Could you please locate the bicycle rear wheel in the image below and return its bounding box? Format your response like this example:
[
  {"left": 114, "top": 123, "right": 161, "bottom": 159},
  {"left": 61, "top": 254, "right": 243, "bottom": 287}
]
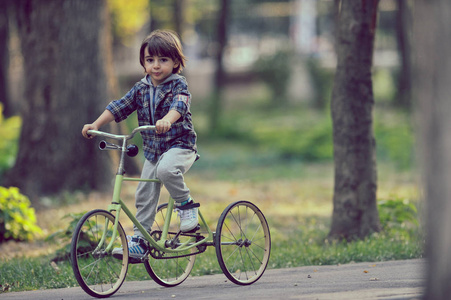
[
  {"left": 71, "top": 209, "right": 128, "bottom": 298},
  {"left": 215, "top": 201, "right": 271, "bottom": 285},
  {"left": 143, "top": 203, "right": 196, "bottom": 287}
]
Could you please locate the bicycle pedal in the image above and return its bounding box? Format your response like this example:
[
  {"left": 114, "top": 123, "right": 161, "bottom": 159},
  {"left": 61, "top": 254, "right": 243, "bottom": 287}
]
[
  {"left": 128, "top": 257, "right": 142, "bottom": 264},
  {"left": 128, "top": 256, "right": 148, "bottom": 264}
]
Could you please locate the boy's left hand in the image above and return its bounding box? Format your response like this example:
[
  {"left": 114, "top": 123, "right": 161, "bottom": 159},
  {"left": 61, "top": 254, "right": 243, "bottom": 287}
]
[{"left": 156, "top": 119, "right": 171, "bottom": 134}]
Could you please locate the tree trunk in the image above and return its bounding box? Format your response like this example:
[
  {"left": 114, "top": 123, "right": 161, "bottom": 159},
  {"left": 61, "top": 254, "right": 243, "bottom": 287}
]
[
  {"left": 394, "top": 0, "right": 412, "bottom": 110},
  {"left": 0, "top": 0, "right": 12, "bottom": 117},
  {"left": 414, "top": 1, "right": 451, "bottom": 299},
  {"left": 329, "top": 0, "right": 380, "bottom": 240},
  {"left": 209, "top": 0, "right": 229, "bottom": 135},
  {"left": 4, "top": 0, "right": 114, "bottom": 201},
  {"left": 173, "top": 0, "right": 184, "bottom": 36}
]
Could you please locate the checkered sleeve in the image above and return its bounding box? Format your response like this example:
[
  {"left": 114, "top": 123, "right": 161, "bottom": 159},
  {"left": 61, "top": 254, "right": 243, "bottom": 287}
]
[
  {"left": 170, "top": 79, "right": 191, "bottom": 116},
  {"left": 106, "top": 85, "right": 139, "bottom": 122}
]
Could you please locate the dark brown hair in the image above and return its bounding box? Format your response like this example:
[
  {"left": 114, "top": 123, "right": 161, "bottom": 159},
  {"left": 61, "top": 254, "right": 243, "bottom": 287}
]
[{"left": 139, "top": 30, "right": 186, "bottom": 74}]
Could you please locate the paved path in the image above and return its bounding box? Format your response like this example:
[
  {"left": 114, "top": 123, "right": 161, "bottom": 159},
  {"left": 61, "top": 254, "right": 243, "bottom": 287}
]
[{"left": 1, "top": 259, "right": 425, "bottom": 300}]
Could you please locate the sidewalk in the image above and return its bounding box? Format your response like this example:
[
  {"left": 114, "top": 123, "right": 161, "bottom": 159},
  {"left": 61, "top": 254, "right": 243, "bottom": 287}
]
[{"left": 1, "top": 259, "right": 425, "bottom": 300}]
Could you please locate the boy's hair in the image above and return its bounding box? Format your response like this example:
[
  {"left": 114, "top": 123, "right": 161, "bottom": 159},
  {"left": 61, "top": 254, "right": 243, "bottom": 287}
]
[{"left": 139, "top": 30, "right": 186, "bottom": 74}]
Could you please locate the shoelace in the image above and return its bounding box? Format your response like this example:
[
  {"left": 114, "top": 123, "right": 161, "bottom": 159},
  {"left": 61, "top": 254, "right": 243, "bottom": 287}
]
[{"left": 175, "top": 207, "right": 196, "bottom": 220}]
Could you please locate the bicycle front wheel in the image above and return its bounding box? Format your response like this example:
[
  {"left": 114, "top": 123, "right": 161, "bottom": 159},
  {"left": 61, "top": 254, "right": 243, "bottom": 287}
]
[
  {"left": 143, "top": 203, "right": 196, "bottom": 287},
  {"left": 71, "top": 209, "right": 129, "bottom": 298},
  {"left": 215, "top": 201, "right": 271, "bottom": 285}
]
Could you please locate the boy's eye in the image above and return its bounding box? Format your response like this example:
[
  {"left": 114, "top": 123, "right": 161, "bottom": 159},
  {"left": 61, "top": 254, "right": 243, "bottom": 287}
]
[{"left": 160, "top": 58, "right": 168, "bottom": 62}]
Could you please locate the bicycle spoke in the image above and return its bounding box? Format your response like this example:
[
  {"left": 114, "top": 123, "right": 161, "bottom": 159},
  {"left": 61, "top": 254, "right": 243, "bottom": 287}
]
[
  {"left": 222, "top": 221, "right": 238, "bottom": 243},
  {"left": 244, "top": 246, "right": 260, "bottom": 272},
  {"left": 229, "top": 210, "right": 247, "bottom": 240},
  {"left": 104, "top": 258, "right": 121, "bottom": 280}
]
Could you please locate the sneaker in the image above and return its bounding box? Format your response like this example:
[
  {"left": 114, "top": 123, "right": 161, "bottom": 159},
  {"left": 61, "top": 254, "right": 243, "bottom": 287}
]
[
  {"left": 175, "top": 200, "right": 199, "bottom": 232},
  {"left": 112, "top": 235, "right": 148, "bottom": 260}
]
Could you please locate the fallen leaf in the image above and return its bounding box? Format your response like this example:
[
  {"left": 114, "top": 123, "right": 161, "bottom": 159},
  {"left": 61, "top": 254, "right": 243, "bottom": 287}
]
[
  {"left": 1, "top": 283, "right": 11, "bottom": 292},
  {"left": 228, "top": 188, "right": 238, "bottom": 196},
  {"left": 50, "top": 261, "right": 61, "bottom": 274},
  {"left": 363, "top": 270, "right": 369, "bottom": 273}
]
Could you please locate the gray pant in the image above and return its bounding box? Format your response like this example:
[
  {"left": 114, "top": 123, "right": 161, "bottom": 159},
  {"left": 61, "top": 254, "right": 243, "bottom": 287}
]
[{"left": 133, "top": 148, "right": 197, "bottom": 237}]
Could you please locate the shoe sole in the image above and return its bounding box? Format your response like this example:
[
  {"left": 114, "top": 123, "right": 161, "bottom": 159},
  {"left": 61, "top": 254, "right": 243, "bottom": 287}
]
[
  {"left": 181, "top": 224, "right": 200, "bottom": 233},
  {"left": 112, "top": 252, "right": 146, "bottom": 264}
]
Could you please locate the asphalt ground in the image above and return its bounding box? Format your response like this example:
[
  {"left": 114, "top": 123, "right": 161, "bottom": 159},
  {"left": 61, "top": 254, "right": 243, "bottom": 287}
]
[{"left": 1, "top": 259, "right": 425, "bottom": 300}]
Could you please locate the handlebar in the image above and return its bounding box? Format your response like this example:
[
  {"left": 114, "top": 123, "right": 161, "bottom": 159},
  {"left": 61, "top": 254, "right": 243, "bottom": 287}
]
[
  {"left": 87, "top": 126, "right": 156, "bottom": 172},
  {"left": 87, "top": 125, "right": 156, "bottom": 141}
]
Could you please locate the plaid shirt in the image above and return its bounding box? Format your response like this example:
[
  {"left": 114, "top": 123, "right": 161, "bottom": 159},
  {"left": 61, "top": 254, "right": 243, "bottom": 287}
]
[{"left": 106, "top": 74, "right": 197, "bottom": 162}]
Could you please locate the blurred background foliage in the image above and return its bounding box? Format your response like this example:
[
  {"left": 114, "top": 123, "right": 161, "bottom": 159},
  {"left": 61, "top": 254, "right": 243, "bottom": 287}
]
[
  {"left": 0, "top": 186, "right": 42, "bottom": 242},
  {"left": 108, "top": 0, "right": 150, "bottom": 44},
  {"left": 0, "top": 104, "right": 21, "bottom": 179},
  {"left": 0, "top": 0, "right": 414, "bottom": 198}
]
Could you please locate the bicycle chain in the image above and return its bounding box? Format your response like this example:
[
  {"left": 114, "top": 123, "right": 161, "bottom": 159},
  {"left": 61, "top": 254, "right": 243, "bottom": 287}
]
[{"left": 148, "top": 230, "right": 207, "bottom": 260}]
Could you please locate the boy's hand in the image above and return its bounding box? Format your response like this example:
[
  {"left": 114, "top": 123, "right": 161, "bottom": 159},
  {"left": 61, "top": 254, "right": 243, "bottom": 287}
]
[
  {"left": 156, "top": 119, "right": 171, "bottom": 134},
  {"left": 82, "top": 124, "right": 98, "bottom": 139}
]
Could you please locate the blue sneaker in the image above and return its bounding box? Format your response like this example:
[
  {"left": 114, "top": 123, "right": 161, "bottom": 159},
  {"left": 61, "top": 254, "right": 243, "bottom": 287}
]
[{"left": 112, "top": 235, "right": 148, "bottom": 261}]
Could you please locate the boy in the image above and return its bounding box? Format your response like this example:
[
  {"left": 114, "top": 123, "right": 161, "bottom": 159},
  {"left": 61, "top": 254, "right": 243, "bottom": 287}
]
[{"left": 82, "top": 30, "right": 198, "bottom": 260}]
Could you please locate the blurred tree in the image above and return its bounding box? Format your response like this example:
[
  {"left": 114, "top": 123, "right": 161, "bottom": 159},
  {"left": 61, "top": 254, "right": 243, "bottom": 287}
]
[
  {"left": 329, "top": 0, "right": 381, "bottom": 240},
  {"left": 0, "top": 0, "right": 13, "bottom": 117},
  {"left": 173, "top": 0, "right": 184, "bottom": 35},
  {"left": 149, "top": 0, "right": 173, "bottom": 31},
  {"left": 4, "top": 0, "right": 114, "bottom": 202},
  {"left": 414, "top": 1, "right": 451, "bottom": 299},
  {"left": 254, "top": 49, "right": 292, "bottom": 106},
  {"left": 210, "top": 0, "right": 229, "bottom": 134},
  {"left": 394, "top": 0, "right": 412, "bottom": 110}
]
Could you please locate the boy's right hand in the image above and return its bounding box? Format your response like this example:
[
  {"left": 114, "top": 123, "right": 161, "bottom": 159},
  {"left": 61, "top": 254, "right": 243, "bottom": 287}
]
[{"left": 82, "top": 124, "right": 98, "bottom": 139}]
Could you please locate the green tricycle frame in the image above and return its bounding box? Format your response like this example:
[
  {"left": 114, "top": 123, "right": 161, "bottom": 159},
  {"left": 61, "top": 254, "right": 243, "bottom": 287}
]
[{"left": 70, "top": 125, "right": 271, "bottom": 298}]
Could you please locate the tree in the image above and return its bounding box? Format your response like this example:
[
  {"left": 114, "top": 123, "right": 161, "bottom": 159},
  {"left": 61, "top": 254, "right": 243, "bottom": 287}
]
[
  {"left": 329, "top": 0, "right": 381, "bottom": 240},
  {"left": 0, "top": 0, "right": 13, "bottom": 117},
  {"left": 394, "top": 0, "right": 412, "bottom": 110},
  {"left": 414, "top": 1, "right": 451, "bottom": 299},
  {"left": 209, "top": 0, "right": 229, "bottom": 134},
  {"left": 4, "top": 0, "right": 114, "bottom": 201},
  {"left": 173, "top": 0, "right": 184, "bottom": 35}
]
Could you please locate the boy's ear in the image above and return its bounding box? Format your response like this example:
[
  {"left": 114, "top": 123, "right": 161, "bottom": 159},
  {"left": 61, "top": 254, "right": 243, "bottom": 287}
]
[{"left": 172, "top": 59, "right": 180, "bottom": 73}]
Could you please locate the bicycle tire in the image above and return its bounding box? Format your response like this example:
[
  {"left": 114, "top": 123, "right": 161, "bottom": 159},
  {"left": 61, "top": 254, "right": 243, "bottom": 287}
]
[
  {"left": 71, "top": 209, "right": 129, "bottom": 298},
  {"left": 215, "top": 201, "right": 271, "bottom": 285},
  {"left": 143, "top": 203, "right": 196, "bottom": 287}
]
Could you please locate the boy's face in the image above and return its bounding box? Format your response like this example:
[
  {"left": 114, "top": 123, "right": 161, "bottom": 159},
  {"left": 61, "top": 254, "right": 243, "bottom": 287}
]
[{"left": 144, "top": 48, "right": 179, "bottom": 86}]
